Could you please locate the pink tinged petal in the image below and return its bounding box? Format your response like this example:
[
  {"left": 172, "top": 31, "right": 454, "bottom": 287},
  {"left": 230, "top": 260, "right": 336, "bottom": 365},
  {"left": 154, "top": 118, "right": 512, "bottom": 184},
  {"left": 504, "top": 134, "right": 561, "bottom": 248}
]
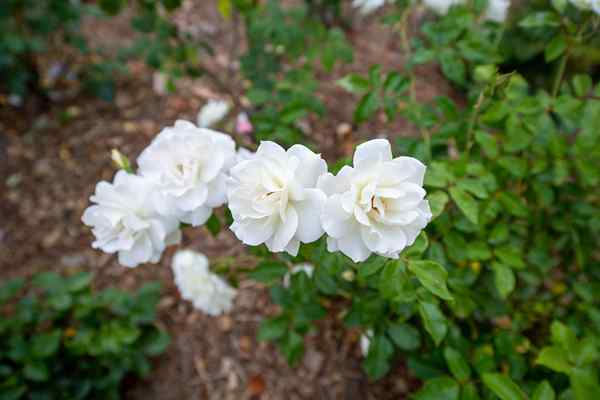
[
  {"left": 322, "top": 195, "right": 355, "bottom": 238},
  {"left": 231, "top": 215, "right": 277, "bottom": 246},
  {"left": 268, "top": 206, "right": 299, "bottom": 252},
  {"left": 353, "top": 139, "right": 392, "bottom": 169},
  {"left": 391, "top": 156, "right": 427, "bottom": 186},
  {"left": 294, "top": 188, "right": 326, "bottom": 243},
  {"left": 337, "top": 231, "right": 371, "bottom": 263},
  {"left": 287, "top": 144, "right": 328, "bottom": 188}
]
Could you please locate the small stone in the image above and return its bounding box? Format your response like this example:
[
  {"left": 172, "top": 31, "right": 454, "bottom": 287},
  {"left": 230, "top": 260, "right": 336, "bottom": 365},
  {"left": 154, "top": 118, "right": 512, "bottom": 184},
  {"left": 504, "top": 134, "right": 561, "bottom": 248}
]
[
  {"left": 60, "top": 253, "right": 87, "bottom": 268},
  {"left": 238, "top": 335, "right": 253, "bottom": 355},
  {"left": 336, "top": 122, "right": 352, "bottom": 137},
  {"left": 218, "top": 315, "right": 234, "bottom": 332}
]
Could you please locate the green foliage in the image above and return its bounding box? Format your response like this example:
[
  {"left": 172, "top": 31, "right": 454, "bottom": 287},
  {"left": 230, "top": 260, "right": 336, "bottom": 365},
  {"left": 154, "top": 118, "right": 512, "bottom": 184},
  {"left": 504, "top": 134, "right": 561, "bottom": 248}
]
[
  {"left": 0, "top": 272, "right": 169, "bottom": 399},
  {"left": 239, "top": 0, "right": 353, "bottom": 145}
]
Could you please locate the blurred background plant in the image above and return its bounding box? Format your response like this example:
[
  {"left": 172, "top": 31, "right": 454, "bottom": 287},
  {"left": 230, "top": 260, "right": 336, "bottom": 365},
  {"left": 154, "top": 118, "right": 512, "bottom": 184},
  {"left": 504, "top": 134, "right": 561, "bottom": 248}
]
[{"left": 0, "top": 272, "right": 169, "bottom": 399}]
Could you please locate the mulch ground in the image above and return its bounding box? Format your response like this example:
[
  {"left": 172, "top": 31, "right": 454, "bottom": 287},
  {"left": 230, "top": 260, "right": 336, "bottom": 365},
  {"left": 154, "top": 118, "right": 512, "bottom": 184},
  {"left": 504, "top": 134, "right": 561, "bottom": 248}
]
[{"left": 0, "top": 2, "right": 459, "bottom": 399}]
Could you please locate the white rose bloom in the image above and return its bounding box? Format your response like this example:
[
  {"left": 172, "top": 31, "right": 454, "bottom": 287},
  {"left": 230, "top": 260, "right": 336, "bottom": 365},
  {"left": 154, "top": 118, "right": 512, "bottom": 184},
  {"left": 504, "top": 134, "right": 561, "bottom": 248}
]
[
  {"left": 423, "top": 0, "right": 465, "bottom": 14},
  {"left": 485, "top": 0, "right": 510, "bottom": 22},
  {"left": 82, "top": 170, "right": 181, "bottom": 268},
  {"left": 360, "top": 329, "right": 373, "bottom": 356},
  {"left": 318, "top": 139, "right": 432, "bottom": 263},
  {"left": 172, "top": 249, "right": 236, "bottom": 316},
  {"left": 236, "top": 147, "right": 255, "bottom": 163},
  {"left": 197, "top": 99, "right": 230, "bottom": 128},
  {"left": 137, "top": 120, "right": 236, "bottom": 226},
  {"left": 227, "top": 141, "right": 327, "bottom": 256},
  {"left": 283, "top": 263, "right": 314, "bottom": 288},
  {"left": 352, "top": 0, "right": 386, "bottom": 14}
]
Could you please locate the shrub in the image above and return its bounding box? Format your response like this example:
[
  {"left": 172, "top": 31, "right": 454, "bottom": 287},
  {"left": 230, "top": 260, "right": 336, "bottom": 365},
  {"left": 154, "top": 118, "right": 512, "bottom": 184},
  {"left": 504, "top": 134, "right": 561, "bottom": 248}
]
[{"left": 0, "top": 272, "right": 170, "bottom": 399}]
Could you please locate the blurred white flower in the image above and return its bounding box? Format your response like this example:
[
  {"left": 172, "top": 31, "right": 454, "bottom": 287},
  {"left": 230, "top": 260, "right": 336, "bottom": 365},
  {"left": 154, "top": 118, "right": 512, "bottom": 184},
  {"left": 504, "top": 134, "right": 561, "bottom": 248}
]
[
  {"left": 360, "top": 329, "right": 373, "bottom": 356},
  {"left": 423, "top": 0, "right": 465, "bottom": 14},
  {"left": 318, "top": 139, "right": 432, "bottom": 263},
  {"left": 353, "top": 0, "right": 386, "bottom": 14},
  {"left": 137, "top": 120, "right": 236, "bottom": 226},
  {"left": 82, "top": 170, "right": 181, "bottom": 268},
  {"left": 172, "top": 249, "right": 237, "bottom": 316},
  {"left": 236, "top": 112, "right": 253, "bottom": 135},
  {"left": 283, "top": 263, "right": 314, "bottom": 288},
  {"left": 485, "top": 0, "right": 510, "bottom": 22},
  {"left": 197, "top": 99, "right": 230, "bottom": 128},
  {"left": 236, "top": 147, "right": 255, "bottom": 163},
  {"left": 227, "top": 141, "right": 327, "bottom": 256},
  {"left": 572, "top": 0, "right": 600, "bottom": 13}
]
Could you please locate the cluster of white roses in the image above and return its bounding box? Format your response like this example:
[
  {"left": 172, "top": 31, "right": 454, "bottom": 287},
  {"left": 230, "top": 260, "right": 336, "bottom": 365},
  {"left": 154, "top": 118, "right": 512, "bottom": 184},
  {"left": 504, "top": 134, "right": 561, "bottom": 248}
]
[
  {"left": 352, "top": 0, "right": 511, "bottom": 22},
  {"left": 83, "top": 121, "right": 431, "bottom": 266}
]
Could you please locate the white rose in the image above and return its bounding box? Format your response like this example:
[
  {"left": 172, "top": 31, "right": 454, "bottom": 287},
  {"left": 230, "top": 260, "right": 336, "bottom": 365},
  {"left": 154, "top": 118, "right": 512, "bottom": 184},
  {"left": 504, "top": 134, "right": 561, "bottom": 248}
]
[
  {"left": 318, "top": 139, "right": 432, "bottom": 263},
  {"left": 352, "top": 0, "right": 386, "bottom": 15},
  {"left": 360, "top": 329, "right": 373, "bottom": 356},
  {"left": 172, "top": 250, "right": 237, "bottom": 316},
  {"left": 485, "top": 0, "right": 510, "bottom": 22},
  {"left": 283, "top": 263, "right": 314, "bottom": 288},
  {"left": 82, "top": 170, "right": 181, "bottom": 268},
  {"left": 137, "top": 120, "right": 236, "bottom": 226},
  {"left": 423, "top": 0, "right": 465, "bottom": 15},
  {"left": 197, "top": 99, "right": 230, "bottom": 128},
  {"left": 236, "top": 147, "right": 255, "bottom": 163},
  {"left": 227, "top": 141, "right": 327, "bottom": 256}
]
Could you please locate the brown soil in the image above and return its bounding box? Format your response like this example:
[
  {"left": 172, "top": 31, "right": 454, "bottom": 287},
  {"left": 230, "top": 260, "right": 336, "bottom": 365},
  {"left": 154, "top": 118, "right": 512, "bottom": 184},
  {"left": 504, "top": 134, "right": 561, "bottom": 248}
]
[{"left": 0, "top": 2, "right": 458, "bottom": 399}]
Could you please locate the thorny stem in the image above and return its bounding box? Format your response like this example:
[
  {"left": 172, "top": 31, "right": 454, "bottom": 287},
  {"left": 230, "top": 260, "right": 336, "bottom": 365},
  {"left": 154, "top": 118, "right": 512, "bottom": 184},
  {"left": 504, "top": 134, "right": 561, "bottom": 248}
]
[
  {"left": 552, "top": 16, "right": 592, "bottom": 98},
  {"left": 399, "top": 8, "right": 432, "bottom": 162},
  {"left": 465, "top": 89, "right": 486, "bottom": 156}
]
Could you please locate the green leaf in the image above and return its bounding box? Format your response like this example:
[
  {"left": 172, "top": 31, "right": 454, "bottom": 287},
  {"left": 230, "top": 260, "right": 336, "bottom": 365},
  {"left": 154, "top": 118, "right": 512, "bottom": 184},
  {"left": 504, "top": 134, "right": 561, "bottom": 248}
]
[
  {"left": 362, "top": 335, "right": 394, "bottom": 380},
  {"left": 551, "top": 0, "right": 567, "bottom": 13},
  {"left": 536, "top": 346, "right": 572, "bottom": 374},
  {"left": 32, "top": 330, "right": 61, "bottom": 358},
  {"left": 205, "top": 214, "right": 222, "bottom": 237},
  {"left": 354, "top": 92, "right": 379, "bottom": 123},
  {"left": 570, "top": 367, "right": 600, "bottom": 400},
  {"left": 482, "top": 373, "right": 527, "bottom": 400},
  {"left": 449, "top": 187, "right": 479, "bottom": 225},
  {"left": 475, "top": 131, "right": 498, "bottom": 158},
  {"left": 258, "top": 316, "right": 288, "bottom": 341},
  {"left": 99, "top": 0, "right": 125, "bottom": 15},
  {"left": 532, "top": 381, "right": 556, "bottom": 400},
  {"left": 413, "top": 376, "right": 459, "bottom": 400},
  {"left": 461, "top": 383, "right": 480, "bottom": 400},
  {"left": 545, "top": 35, "right": 567, "bottom": 62},
  {"left": 358, "top": 256, "right": 387, "bottom": 279},
  {"left": 418, "top": 301, "right": 447, "bottom": 346},
  {"left": 519, "top": 12, "right": 561, "bottom": 29},
  {"left": 337, "top": 74, "right": 370, "bottom": 94},
  {"left": 428, "top": 191, "right": 449, "bottom": 218},
  {"left": 378, "top": 261, "right": 415, "bottom": 301},
  {"left": 142, "top": 329, "right": 171, "bottom": 356},
  {"left": 497, "top": 156, "right": 527, "bottom": 178},
  {"left": 495, "top": 246, "right": 525, "bottom": 269},
  {"left": 550, "top": 321, "right": 577, "bottom": 352},
  {"left": 403, "top": 232, "right": 429, "bottom": 258},
  {"left": 0, "top": 277, "right": 24, "bottom": 304},
  {"left": 572, "top": 74, "right": 592, "bottom": 97},
  {"left": 161, "top": 0, "right": 182, "bottom": 10},
  {"left": 281, "top": 331, "right": 304, "bottom": 366},
  {"left": 66, "top": 272, "right": 92, "bottom": 292},
  {"left": 248, "top": 261, "right": 288, "bottom": 284},
  {"left": 457, "top": 179, "right": 488, "bottom": 199},
  {"left": 24, "top": 362, "right": 49, "bottom": 382},
  {"left": 492, "top": 263, "right": 515, "bottom": 299},
  {"left": 444, "top": 347, "right": 471, "bottom": 382},
  {"left": 440, "top": 50, "right": 466, "bottom": 86},
  {"left": 387, "top": 323, "right": 421, "bottom": 351},
  {"left": 497, "top": 192, "right": 528, "bottom": 218},
  {"left": 408, "top": 260, "right": 453, "bottom": 301}
]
